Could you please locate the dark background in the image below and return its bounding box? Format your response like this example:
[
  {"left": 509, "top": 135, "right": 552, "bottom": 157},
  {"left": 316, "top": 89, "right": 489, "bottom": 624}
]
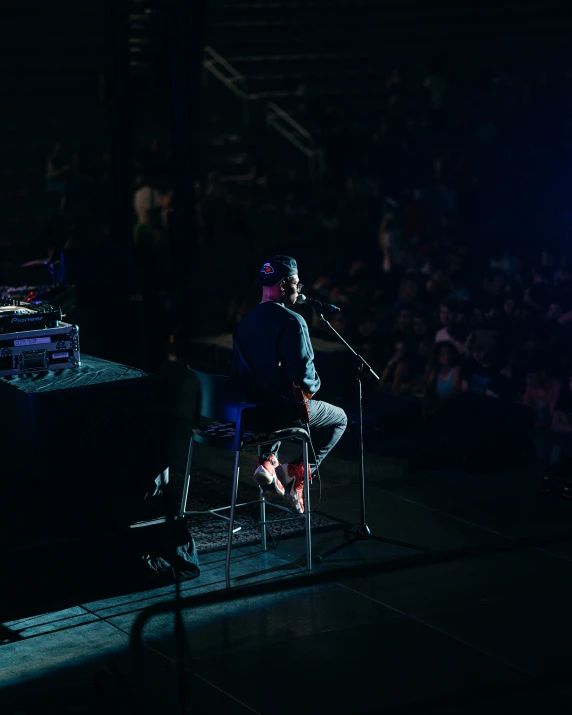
[{"left": 1, "top": 0, "right": 571, "bottom": 370}]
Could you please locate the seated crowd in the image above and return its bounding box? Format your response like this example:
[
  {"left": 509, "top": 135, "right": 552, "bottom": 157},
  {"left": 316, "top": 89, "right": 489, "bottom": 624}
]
[
  {"left": 42, "top": 61, "right": 572, "bottom": 481},
  {"left": 303, "top": 241, "right": 572, "bottom": 476},
  {"left": 217, "top": 62, "right": 572, "bottom": 481}
]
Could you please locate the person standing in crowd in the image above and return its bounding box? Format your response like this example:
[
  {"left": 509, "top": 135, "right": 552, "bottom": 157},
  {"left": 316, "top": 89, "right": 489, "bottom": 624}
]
[
  {"left": 523, "top": 360, "right": 560, "bottom": 430},
  {"left": 423, "top": 341, "right": 461, "bottom": 410},
  {"left": 45, "top": 142, "right": 70, "bottom": 212}
]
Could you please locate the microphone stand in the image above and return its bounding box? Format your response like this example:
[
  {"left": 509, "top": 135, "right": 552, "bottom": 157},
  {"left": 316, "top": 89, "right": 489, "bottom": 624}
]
[{"left": 313, "top": 309, "right": 429, "bottom": 562}]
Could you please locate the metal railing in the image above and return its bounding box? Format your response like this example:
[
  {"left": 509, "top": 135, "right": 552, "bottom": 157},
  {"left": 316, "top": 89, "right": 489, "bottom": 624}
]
[
  {"left": 202, "top": 45, "right": 319, "bottom": 179},
  {"left": 265, "top": 100, "right": 318, "bottom": 179},
  {"left": 202, "top": 45, "right": 250, "bottom": 99},
  {"left": 202, "top": 45, "right": 251, "bottom": 128}
]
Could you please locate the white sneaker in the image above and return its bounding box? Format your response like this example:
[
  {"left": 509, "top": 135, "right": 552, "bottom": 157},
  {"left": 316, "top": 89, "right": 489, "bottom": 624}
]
[
  {"left": 254, "top": 454, "right": 286, "bottom": 499},
  {"left": 277, "top": 463, "right": 305, "bottom": 514}
]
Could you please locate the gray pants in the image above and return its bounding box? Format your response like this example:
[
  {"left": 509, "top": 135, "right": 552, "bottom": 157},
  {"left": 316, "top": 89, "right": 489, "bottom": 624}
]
[{"left": 256, "top": 399, "right": 348, "bottom": 474}]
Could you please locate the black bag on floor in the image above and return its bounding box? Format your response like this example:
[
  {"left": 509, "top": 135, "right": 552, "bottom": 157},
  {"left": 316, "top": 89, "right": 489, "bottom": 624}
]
[
  {"left": 131, "top": 517, "right": 200, "bottom": 581},
  {"left": 128, "top": 475, "right": 200, "bottom": 582}
]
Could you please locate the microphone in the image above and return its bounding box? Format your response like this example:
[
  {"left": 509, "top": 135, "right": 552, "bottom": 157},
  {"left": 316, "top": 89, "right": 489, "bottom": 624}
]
[{"left": 297, "top": 293, "right": 341, "bottom": 313}]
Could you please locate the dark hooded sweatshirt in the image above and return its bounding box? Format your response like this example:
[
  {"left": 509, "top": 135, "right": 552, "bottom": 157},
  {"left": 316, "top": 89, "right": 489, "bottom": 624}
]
[{"left": 232, "top": 301, "right": 321, "bottom": 406}]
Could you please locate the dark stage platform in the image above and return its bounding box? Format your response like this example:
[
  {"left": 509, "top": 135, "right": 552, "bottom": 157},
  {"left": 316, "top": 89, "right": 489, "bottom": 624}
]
[
  {"left": 0, "top": 354, "right": 168, "bottom": 546},
  {"left": 1, "top": 366, "right": 572, "bottom": 714}
]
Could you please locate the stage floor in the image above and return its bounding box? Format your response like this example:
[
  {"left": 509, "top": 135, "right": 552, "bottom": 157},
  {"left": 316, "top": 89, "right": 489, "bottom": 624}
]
[{"left": 2, "top": 367, "right": 572, "bottom": 713}]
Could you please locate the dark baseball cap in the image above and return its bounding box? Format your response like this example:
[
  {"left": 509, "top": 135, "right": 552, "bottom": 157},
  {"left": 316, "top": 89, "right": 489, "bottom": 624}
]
[{"left": 254, "top": 255, "right": 298, "bottom": 286}]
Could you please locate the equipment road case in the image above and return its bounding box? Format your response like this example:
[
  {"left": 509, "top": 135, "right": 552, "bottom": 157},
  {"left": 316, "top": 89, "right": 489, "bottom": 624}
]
[{"left": 0, "top": 322, "right": 80, "bottom": 376}]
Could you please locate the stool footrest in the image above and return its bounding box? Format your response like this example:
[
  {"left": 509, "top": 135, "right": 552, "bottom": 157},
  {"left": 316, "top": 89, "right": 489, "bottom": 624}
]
[
  {"left": 181, "top": 508, "right": 245, "bottom": 527},
  {"left": 181, "top": 500, "right": 259, "bottom": 517}
]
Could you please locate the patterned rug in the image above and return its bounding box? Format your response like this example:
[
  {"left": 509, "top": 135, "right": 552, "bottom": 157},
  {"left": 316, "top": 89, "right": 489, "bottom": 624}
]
[{"left": 171, "top": 469, "right": 345, "bottom": 554}]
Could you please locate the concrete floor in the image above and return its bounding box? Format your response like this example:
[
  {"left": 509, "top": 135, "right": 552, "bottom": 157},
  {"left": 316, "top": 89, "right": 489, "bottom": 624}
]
[{"left": 2, "top": 369, "right": 572, "bottom": 714}]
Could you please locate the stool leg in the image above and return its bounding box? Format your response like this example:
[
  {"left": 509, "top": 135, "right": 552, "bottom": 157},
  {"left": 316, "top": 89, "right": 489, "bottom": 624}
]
[
  {"left": 225, "top": 450, "right": 241, "bottom": 588},
  {"left": 179, "top": 439, "right": 194, "bottom": 517},
  {"left": 256, "top": 445, "right": 267, "bottom": 550},
  {"left": 303, "top": 437, "right": 312, "bottom": 571},
  {"left": 260, "top": 488, "right": 267, "bottom": 552}
]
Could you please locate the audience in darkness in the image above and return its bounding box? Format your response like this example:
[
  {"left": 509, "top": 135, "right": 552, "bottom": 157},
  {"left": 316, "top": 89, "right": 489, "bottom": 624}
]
[{"left": 40, "top": 62, "right": 572, "bottom": 477}]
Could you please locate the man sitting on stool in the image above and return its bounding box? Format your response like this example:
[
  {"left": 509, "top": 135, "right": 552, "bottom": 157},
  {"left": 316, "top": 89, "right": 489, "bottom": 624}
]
[{"left": 232, "top": 255, "right": 347, "bottom": 513}]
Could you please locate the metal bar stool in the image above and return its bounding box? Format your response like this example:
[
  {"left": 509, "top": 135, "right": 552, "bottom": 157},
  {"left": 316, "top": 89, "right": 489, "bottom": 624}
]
[{"left": 180, "top": 368, "right": 312, "bottom": 588}]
